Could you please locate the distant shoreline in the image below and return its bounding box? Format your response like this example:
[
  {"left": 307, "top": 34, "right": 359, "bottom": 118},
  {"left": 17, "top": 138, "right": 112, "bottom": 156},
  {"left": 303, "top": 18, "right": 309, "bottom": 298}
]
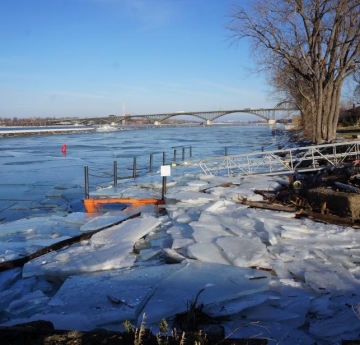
[
  {"left": 0, "top": 122, "right": 272, "bottom": 138},
  {"left": 0, "top": 127, "right": 95, "bottom": 138}
]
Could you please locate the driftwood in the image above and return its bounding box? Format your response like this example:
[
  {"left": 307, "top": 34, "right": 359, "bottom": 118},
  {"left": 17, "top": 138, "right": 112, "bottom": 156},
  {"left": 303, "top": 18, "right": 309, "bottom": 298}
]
[
  {"left": 295, "top": 209, "right": 360, "bottom": 228},
  {"left": 318, "top": 174, "right": 349, "bottom": 182},
  {"left": 199, "top": 182, "right": 235, "bottom": 193},
  {"left": 235, "top": 198, "right": 360, "bottom": 228},
  {"left": 334, "top": 182, "right": 360, "bottom": 194},
  {"left": 253, "top": 189, "right": 278, "bottom": 200},
  {"left": 234, "top": 198, "right": 298, "bottom": 213},
  {"left": 0, "top": 212, "right": 141, "bottom": 273}
]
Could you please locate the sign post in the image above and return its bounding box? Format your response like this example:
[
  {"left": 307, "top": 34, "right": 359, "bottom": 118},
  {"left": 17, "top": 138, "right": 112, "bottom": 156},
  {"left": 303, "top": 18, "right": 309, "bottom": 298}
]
[{"left": 160, "top": 165, "right": 171, "bottom": 200}]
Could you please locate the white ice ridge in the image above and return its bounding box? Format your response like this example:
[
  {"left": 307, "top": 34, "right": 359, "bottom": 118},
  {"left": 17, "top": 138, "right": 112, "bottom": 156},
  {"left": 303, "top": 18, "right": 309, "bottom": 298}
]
[{"left": 1, "top": 173, "right": 360, "bottom": 344}]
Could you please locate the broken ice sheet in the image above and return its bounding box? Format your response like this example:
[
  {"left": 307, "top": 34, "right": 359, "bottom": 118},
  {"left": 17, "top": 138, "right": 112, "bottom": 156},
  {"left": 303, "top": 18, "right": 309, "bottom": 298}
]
[
  {"left": 80, "top": 211, "right": 136, "bottom": 232},
  {"left": 90, "top": 216, "right": 161, "bottom": 245},
  {"left": 187, "top": 242, "right": 231, "bottom": 264},
  {"left": 0, "top": 268, "right": 22, "bottom": 291},
  {"left": 203, "top": 292, "right": 270, "bottom": 317},
  {"left": 165, "top": 190, "right": 219, "bottom": 204},
  {"left": 43, "top": 264, "right": 183, "bottom": 330},
  {"left": 22, "top": 241, "right": 137, "bottom": 278},
  {"left": 4, "top": 290, "right": 50, "bottom": 318},
  {"left": 140, "top": 262, "right": 271, "bottom": 325},
  {"left": 216, "top": 236, "right": 272, "bottom": 268},
  {"left": 23, "top": 216, "right": 162, "bottom": 278},
  {"left": 309, "top": 311, "right": 360, "bottom": 339}
]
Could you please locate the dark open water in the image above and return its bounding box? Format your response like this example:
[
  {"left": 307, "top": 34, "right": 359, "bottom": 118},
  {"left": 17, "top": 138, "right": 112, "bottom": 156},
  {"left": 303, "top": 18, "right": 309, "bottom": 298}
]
[{"left": 0, "top": 125, "right": 281, "bottom": 222}]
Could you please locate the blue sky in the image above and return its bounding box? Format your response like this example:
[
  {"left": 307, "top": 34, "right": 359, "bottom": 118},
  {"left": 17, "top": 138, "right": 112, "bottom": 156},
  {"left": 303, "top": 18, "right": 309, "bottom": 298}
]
[{"left": 0, "top": 0, "right": 271, "bottom": 120}]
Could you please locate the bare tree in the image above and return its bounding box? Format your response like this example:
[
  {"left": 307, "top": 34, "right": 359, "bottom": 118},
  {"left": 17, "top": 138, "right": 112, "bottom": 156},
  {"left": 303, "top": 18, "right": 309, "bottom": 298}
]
[
  {"left": 353, "top": 72, "right": 360, "bottom": 104},
  {"left": 228, "top": 0, "right": 360, "bottom": 144}
]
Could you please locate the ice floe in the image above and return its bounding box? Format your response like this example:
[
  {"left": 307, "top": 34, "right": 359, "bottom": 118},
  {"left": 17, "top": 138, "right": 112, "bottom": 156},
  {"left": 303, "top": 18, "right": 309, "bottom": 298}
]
[{"left": 0, "top": 172, "right": 360, "bottom": 344}]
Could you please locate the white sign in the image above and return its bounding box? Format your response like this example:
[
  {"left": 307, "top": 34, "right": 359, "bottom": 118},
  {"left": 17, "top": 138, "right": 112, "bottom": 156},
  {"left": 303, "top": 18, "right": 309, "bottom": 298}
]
[{"left": 161, "top": 165, "right": 171, "bottom": 177}]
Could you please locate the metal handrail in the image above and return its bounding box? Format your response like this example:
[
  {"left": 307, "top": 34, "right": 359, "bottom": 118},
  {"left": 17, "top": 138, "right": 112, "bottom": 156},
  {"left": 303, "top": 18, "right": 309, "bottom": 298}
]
[{"left": 199, "top": 141, "right": 360, "bottom": 177}]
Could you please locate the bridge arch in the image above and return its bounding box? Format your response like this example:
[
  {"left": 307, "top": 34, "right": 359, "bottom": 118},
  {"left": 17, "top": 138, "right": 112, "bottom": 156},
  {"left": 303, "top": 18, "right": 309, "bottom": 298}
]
[
  {"left": 47, "top": 106, "right": 298, "bottom": 126},
  {"left": 128, "top": 109, "right": 276, "bottom": 125}
]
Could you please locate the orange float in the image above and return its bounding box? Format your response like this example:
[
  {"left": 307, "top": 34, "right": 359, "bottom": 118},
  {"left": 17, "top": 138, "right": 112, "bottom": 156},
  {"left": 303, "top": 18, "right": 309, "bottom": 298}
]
[{"left": 83, "top": 198, "right": 165, "bottom": 213}]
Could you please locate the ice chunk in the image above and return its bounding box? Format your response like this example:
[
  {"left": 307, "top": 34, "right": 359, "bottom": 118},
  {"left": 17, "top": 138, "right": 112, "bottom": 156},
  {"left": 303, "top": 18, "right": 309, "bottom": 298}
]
[
  {"left": 80, "top": 211, "right": 137, "bottom": 232},
  {"left": 309, "top": 311, "right": 360, "bottom": 339},
  {"left": 278, "top": 296, "right": 311, "bottom": 328},
  {"left": 4, "top": 290, "right": 50, "bottom": 318},
  {"left": 23, "top": 242, "right": 137, "bottom": 277},
  {"left": 190, "top": 224, "right": 231, "bottom": 243},
  {"left": 80, "top": 216, "right": 121, "bottom": 233},
  {"left": 166, "top": 190, "right": 219, "bottom": 204},
  {"left": 174, "top": 208, "right": 200, "bottom": 223},
  {"left": 304, "top": 261, "right": 360, "bottom": 294},
  {"left": 91, "top": 216, "right": 161, "bottom": 245},
  {"left": 138, "top": 248, "right": 162, "bottom": 262},
  {"left": 166, "top": 224, "right": 193, "bottom": 239},
  {"left": 200, "top": 199, "right": 234, "bottom": 213},
  {"left": 0, "top": 268, "right": 22, "bottom": 291},
  {"left": 216, "top": 236, "right": 271, "bottom": 268},
  {"left": 140, "top": 262, "right": 271, "bottom": 325},
  {"left": 203, "top": 292, "right": 270, "bottom": 317},
  {"left": 197, "top": 213, "right": 252, "bottom": 237},
  {"left": 186, "top": 180, "right": 209, "bottom": 188},
  {"left": 162, "top": 248, "right": 186, "bottom": 263},
  {"left": 0, "top": 217, "right": 49, "bottom": 236},
  {"left": 0, "top": 288, "right": 23, "bottom": 311},
  {"left": 44, "top": 265, "right": 184, "bottom": 330},
  {"left": 171, "top": 238, "right": 194, "bottom": 250},
  {"left": 238, "top": 302, "right": 299, "bottom": 323},
  {"left": 187, "top": 242, "right": 230, "bottom": 264}
]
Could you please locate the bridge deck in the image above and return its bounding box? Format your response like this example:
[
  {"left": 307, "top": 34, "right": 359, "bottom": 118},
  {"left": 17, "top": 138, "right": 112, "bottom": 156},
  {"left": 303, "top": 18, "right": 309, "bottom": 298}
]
[
  {"left": 198, "top": 141, "right": 360, "bottom": 177},
  {"left": 48, "top": 106, "right": 297, "bottom": 125}
]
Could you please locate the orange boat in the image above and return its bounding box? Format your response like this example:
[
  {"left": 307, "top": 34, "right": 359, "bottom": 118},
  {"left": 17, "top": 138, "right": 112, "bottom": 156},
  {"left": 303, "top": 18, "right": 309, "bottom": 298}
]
[{"left": 84, "top": 197, "right": 165, "bottom": 213}]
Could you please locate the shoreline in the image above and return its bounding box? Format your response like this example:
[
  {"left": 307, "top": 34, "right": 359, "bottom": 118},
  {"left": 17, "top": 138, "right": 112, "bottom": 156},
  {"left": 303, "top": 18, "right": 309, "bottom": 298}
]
[
  {"left": 0, "top": 127, "right": 95, "bottom": 138},
  {"left": 0, "top": 123, "right": 278, "bottom": 138}
]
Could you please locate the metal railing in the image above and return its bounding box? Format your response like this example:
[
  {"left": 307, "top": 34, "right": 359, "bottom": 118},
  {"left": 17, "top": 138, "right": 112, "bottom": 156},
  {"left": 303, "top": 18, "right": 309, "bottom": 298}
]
[
  {"left": 199, "top": 141, "right": 360, "bottom": 177},
  {"left": 84, "top": 146, "right": 193, "bottom": 199}
]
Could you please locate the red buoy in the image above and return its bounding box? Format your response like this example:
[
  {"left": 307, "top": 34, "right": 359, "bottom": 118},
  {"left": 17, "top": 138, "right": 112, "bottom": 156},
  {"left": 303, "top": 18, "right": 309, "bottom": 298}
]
[{"left": 61, "top": 144, "right": 67, "bottom": 153}]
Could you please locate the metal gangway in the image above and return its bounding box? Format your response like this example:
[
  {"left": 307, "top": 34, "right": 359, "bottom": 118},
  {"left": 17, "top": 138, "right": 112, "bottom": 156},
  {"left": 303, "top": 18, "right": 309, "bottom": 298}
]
[{"left": 199, "top": 140, "right": 360, "bottom": 177}]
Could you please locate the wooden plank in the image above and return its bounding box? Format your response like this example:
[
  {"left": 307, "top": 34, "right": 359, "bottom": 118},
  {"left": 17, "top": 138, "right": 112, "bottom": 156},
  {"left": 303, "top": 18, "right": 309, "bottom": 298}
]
[
  {"left": 233, "top": 198, "right": 298, "bottom": 213},
  {"left": 295, "top": 209, "right": 360, "bottom": 228}
]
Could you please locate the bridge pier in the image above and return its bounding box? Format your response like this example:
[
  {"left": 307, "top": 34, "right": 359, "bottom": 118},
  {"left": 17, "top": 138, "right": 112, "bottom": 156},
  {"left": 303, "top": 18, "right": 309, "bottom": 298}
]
[
  {"left": 268, "top": 119, "right": 276, "bottom": 125},
  {"left": 206, "top": 120, "right": 212, "bottom": 126},
  {"left": 154, "top": 121, "right": 161, "bottom": 126}
]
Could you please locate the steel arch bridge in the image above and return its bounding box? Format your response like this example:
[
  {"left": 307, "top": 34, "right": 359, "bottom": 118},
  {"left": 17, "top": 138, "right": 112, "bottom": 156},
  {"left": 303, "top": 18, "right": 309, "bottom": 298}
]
[
  {"left": 134, "top": 108, "right": 277, "bottom": 124},
  {"left": 51, "top": 103, "right": 298, "bottom": 126}
]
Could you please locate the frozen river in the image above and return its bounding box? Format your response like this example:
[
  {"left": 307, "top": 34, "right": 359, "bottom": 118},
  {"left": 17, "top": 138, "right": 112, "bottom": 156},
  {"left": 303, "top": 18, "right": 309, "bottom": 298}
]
[
  {"left": 0, "top": 124, "right": 279, "bottom": 222},
  {"left": 2, "top": 124, "right": 360, "bottom": 344}
]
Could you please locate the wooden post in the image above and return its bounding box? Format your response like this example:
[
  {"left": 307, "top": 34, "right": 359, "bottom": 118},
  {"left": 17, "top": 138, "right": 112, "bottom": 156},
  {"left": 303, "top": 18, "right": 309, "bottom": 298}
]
[
  {"left": 133, "top": 157, "right": 137, "bottom": 178},
  {"left": 113, "top": 161, "right": 117, "bottom": 187},
  {"left": 162, "top": 176, "right": 166, "bottom": 199},
  {"left": 149, "top": 154, "right": 153, "bottom": 173},
  {"left": 84, "top": 166, "right": 89, "bottom": 199}
]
